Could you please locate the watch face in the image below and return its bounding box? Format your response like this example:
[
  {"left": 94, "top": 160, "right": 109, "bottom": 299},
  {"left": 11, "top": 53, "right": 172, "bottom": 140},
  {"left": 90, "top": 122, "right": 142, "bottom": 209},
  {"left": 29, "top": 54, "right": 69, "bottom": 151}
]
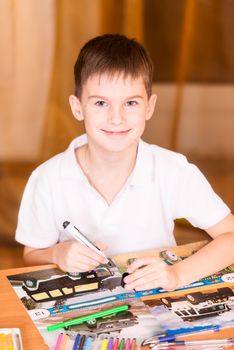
[
  {"left": 165, "top": 251, "right": 178, "bottom": 262},
  {"left": 159, "top": 250, "right": 181, "bottom": 265}
]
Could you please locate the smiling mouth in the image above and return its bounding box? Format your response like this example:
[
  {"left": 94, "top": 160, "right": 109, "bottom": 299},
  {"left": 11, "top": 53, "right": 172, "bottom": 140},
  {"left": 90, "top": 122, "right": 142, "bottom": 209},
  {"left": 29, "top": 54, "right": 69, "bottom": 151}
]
[{"left": 101, "top": 129, "right": 131, "bottom": 135}]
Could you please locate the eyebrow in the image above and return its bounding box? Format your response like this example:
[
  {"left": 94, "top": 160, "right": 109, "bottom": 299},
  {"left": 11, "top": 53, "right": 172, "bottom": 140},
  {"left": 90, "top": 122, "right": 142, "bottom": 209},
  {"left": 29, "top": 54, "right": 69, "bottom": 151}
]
[{"left": 88, "top": 95, "right": 143, "bottom": 100}]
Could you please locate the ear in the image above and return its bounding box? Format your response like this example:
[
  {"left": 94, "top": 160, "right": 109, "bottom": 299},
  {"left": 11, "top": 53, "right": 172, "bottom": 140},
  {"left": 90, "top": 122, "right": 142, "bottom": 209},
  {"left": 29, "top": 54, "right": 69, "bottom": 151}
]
[
  {"left": 69, "top": 95, "right": 84, "bottom": 121},
  {"left": 145, "top": 93, "right": 157, "bottom": 121}
]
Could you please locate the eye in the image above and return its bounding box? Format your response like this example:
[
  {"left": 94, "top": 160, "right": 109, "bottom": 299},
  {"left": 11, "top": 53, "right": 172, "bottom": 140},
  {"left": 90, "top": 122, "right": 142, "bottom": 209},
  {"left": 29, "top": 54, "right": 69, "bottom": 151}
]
[
  {"left": 126, "top": 100, "right": 138, "bottom": 107},
  {"left": 94, "top": 100, "right": 108, "bottom": 107}
]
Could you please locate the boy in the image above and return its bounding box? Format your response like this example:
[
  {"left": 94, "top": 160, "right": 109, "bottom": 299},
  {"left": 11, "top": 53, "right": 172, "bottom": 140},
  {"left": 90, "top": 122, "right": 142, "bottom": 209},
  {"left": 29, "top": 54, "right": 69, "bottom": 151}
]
[{"left": 16, "top": 34, "right": 234, "bottom": 291}]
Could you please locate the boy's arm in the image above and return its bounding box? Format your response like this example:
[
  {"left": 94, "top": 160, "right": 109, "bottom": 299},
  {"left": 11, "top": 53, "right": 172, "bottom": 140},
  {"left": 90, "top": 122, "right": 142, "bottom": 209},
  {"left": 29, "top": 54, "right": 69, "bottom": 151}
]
[
  {"left": 173, "top": 213, "right": 234, "bottom": 288},
  {"left": 124, "top": 213, "right": 234, "bottom": 291},
  {"left": 23, "top": 240, "right": 107, "bottom": 272}
]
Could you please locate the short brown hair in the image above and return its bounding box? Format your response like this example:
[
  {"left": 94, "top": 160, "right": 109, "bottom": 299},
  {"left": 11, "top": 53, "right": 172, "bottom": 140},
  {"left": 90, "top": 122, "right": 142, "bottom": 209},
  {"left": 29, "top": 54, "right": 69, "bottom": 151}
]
[{"left": 74, "top": 34, "right": 154, "bottom": 98}]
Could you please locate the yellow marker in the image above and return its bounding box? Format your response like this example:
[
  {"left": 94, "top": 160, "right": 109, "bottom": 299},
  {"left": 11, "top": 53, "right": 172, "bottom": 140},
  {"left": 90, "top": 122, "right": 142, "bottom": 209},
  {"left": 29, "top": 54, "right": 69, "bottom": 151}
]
[{"left": 100, "top": 338, "right": 108, "bottom": 350}]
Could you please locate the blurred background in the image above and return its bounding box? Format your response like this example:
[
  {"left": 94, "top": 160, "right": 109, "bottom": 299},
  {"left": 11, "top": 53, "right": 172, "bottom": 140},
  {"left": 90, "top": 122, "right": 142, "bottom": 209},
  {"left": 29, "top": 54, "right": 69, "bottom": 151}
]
[{"left": 1, "top": 0, "right": 234, "bottom": 268}]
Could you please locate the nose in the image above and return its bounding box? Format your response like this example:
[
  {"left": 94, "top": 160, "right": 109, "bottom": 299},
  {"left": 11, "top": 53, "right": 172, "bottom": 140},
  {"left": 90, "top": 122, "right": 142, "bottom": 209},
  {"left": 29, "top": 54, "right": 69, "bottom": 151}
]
[{"left": 108, "top": 106, "right": 124, "bottom": 125}]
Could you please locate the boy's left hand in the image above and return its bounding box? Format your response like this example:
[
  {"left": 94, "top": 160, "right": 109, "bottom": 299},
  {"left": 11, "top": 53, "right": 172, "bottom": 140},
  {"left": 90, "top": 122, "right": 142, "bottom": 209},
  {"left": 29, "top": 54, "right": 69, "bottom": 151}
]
[{"left": 123, "top": 256, "right": 179, "bottom": 291}]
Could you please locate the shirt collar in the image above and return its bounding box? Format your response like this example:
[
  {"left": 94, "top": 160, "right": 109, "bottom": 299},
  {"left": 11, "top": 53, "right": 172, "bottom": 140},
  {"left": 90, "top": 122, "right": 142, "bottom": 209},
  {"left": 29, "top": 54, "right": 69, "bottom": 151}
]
[
  {"left": 129, "top": 139, "right": 154, "bottom": 186},
  {"left": 60, "top": 134, "right": 88, "bottom": 179},
  {"left": 60, "top": 135, "right": 154, "bottom": 185}
]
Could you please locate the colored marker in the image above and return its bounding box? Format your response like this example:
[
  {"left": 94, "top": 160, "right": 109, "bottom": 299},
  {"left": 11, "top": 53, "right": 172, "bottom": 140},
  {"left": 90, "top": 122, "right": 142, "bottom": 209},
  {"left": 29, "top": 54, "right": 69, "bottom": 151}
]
[
  {"left": 130, "top": 338, "right": 137, "bottom": 350},
  {"left": 100, "top": 338, "right": 109, "bottom": 350},
  {"left": 78, "top": 335, "right": 86, "bottom": 350},
  {"left": 121, "top": 272, "right": 130, "bottom": 287},
  {"left": 47, "top": 304, "right": 129, "bottom": 331},
  {"left": 124, "top": 338, "right": 131, "bottom": 350},
  {"left": 119, "top": 338, "right": 125, "bottom": 350},
  {"left": 152, "top": 337, "right": 234, "bottom": 348},
  {"left": 55, "top": 333, "right": 64, "bottom": 350},
  {"left": 63, "top": 221, "right": 108, "bottom": 262},
  {"left": 72, "top": 334, "right": 81, "bottom": 350},
  {"left": 113, "top": 338, "right": 119, "bottom": 350},
  {"left": 61, "top": 334, "right": 69, "bottom": 350},
  {"left": 83, "top": 336, "right": 93, "bottom": 350},
  {"left": 107, "top": 337, "right": 114, "bottom": 350}
]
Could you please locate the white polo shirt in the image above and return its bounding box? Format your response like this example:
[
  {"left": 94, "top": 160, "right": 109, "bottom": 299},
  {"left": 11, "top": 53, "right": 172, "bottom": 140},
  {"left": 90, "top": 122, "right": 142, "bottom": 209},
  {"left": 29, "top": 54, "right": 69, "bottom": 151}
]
[{"left": 16, "top": 134, "right": 230, "bottom": 256}]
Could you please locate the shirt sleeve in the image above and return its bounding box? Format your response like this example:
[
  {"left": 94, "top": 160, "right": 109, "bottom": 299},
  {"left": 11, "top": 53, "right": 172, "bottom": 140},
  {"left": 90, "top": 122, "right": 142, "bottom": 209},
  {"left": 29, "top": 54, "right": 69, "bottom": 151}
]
[
  {"left": 15, "top": 167, "right": 60, "bottom": 248},
  {"left": 171, "top": 159, "right": 230, "bottom": 229}
]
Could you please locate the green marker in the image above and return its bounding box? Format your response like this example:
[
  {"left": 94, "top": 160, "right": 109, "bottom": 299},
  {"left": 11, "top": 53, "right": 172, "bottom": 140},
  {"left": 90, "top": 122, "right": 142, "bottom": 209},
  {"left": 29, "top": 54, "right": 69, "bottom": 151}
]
[
  {"left": 119, "top": 338, "right": 125, "bottom": 350},
  {"left": 47, "top": 304, "right": 129, "bottom": 332}
]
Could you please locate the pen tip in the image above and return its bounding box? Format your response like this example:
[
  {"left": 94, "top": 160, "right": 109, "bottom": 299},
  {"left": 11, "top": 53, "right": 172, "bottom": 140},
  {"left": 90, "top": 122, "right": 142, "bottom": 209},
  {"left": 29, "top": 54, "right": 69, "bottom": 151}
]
[{"left": 63, "top": 221, "right": 70, "bottom": 229}]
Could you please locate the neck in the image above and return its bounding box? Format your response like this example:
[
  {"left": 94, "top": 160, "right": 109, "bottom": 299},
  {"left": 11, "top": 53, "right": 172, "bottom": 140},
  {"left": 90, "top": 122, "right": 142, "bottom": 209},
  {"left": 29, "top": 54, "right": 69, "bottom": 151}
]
[
  {"left": 75, "top": 142, "right": 138, "bottom": 204},
  {"left": 85, "top": 142, "right": 138, "bottom": 175}
]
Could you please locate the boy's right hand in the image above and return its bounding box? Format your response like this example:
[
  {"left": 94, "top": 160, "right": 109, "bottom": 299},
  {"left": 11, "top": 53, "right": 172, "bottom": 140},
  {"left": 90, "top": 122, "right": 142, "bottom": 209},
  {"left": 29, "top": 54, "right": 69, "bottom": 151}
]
[{"left": 52, "top": 240, "right": 107, "bottom": 272}]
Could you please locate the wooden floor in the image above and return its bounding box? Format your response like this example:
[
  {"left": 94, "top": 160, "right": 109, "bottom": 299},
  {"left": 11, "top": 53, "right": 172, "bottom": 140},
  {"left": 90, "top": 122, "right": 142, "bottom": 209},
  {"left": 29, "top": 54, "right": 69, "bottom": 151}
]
[{"left": 0, "top": 158, "right": 233, "bottom": 269}]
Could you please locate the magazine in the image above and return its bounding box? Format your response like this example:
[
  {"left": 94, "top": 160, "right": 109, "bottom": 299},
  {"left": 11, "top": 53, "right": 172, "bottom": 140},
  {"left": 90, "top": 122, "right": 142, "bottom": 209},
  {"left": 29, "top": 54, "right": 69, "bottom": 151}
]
[
  {"left": 7, "top": 241, "right": 234, "bottom": 347},
  {"left": 7, "top": 258, "right": 163, "bottom": 348},
  {"left": 139, "top": 245, "right": 234, "bottom": 343}
]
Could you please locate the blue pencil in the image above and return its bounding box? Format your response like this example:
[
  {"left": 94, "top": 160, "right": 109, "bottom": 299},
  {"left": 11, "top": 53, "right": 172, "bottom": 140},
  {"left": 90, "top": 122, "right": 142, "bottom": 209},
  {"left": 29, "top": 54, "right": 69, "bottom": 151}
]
[{"left": 73, "top": 334, "right": 81, "bottom": 350}]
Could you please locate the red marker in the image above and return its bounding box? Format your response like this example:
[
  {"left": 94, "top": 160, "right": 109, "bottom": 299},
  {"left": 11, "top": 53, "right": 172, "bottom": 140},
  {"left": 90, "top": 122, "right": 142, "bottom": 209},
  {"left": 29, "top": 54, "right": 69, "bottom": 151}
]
[{"left": 113, "top": 338, "right": 119, "bottom": 350}]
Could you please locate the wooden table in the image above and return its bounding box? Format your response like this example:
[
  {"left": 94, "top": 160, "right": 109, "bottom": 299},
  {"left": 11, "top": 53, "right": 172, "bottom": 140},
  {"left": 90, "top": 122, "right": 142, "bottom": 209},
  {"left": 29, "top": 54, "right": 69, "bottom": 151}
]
[
  {"left": 0, "top": 254, "right": 234, "bottom": 349},
  {"left": 0, "top": 265, "right": 53, "bottom": 350}
]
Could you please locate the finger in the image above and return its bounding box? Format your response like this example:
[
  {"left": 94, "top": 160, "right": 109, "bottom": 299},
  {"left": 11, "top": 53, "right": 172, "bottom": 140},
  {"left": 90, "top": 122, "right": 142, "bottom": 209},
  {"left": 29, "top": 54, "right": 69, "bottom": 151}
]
[
  {"left": 125, "top": 261, "right": 166, "bottom": 284},
  {"left": 125, "top": 270, "right": 163, "bottom": 290},
  {"left": 75, "top": 243, "right": 107, "bottom": 265},
  {"left": 132, "top": 280, "right": 160, "bottom": 291},
  {"left": 62, "top": 250, "right": 101, "bottom": 271},
  {"left": 59, "top": 257, "right": 98, "bottom": 273},
  {"left": 127, "top": 256, "right": 163, "bottom": 273},
  {"left": 125, "top": 269, "right": 177, "bottom": 291},
  {"left": 93, "top": 240, "right": 108, "bottom": 251},
  {"left": 61, "top": 246, "right": 102, "bottom": 271},
  {"left": 65, "top": 261, "right": 97, "bottom": 272}
]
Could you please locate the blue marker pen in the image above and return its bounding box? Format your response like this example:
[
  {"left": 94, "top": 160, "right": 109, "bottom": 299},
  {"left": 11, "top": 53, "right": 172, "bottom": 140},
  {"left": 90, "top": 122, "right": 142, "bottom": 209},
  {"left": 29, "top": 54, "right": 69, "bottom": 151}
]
[
  {"left": 73, "top": 334, "right": 81, "bottom": 350},
  {"left": 83, "top": 336, "right": 93, "bottom": 350}
]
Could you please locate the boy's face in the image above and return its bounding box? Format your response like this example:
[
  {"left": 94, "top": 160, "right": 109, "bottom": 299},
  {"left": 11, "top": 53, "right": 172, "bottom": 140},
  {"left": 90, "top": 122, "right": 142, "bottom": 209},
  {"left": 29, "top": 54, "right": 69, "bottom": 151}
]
[{"left": 69, "top": 74, "right": 157, "bottom": 154}]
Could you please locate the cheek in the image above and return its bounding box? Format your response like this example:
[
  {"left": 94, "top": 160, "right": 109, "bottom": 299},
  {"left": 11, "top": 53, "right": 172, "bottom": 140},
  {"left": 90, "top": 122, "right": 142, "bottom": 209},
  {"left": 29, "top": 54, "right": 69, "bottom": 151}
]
[{"left": 130, "top": 113, "right": 147, "bottom": 127}]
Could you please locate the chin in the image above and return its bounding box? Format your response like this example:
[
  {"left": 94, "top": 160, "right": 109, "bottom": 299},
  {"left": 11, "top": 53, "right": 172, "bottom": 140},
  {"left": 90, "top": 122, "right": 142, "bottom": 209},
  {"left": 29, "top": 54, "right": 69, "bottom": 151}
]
[{"left": 101, "top": 139, "right": 138, "bottom": 154}]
